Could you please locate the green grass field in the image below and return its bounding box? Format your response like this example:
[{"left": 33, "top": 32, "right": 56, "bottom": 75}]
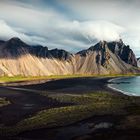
[{"left": 0, "top": 73, "right": 139, "bottom": 83}]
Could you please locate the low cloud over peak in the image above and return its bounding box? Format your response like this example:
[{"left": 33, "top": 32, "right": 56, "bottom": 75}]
[{"left": 72, "top": 20, "right": 124, "bottom": 42}]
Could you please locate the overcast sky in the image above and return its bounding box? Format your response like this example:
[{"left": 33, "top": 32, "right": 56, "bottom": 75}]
[{"left": 0, "top": 0, "right": 140, "bottom": 56}]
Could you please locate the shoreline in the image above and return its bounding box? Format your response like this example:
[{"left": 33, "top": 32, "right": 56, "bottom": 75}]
[
  {"left": 0, "top": 76, "right": 126, "bottom": 97},
  {"left": 107, "top": 76, "right": 139, "bottom": 96},
  {"left": 0, "top": 75, "right": 139, "bottom": 98}
]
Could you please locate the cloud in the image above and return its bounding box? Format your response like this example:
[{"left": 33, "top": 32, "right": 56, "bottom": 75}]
[
  {"left": 0, "top": 20, "right": 27, "bottom": 41},
  {"left": 0, "top": 0, "right": 140, "bottom": 56},
  {"left": 55, "top": 0, "right": 140, "bottom": 55},
  {"left": 72, "top": 20, "right": 125, "bottom": 42},
  {"left": 0, "top": 20, "right": 47, "bottom": 45}
]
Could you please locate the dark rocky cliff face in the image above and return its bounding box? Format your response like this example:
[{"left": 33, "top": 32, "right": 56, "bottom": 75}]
[
  {"left": 107, "top": 40, "right": 137, "bottom": 67},
  {"left": 29, "top": 45, "right": 49, "bottom": 58},
  {"left": 0, "top": 37, "right": 72, "bottom": 60},
  {"left": 49, "top": 48, "right": 72, "bottom": 60},
  {"left": 30, "top": 47, "right": 72, "bottom": 60},
  {"left": 137, "top": 58, "right": 140, "bottom": 67},
  {"left": 0, "top": 40, "right": 5, "bottom": 45},
  {"left": 0, "top": 37, "right": 30, "bottom": 58},
  {"left": 77, "top": 40, "right": 137, "bottom": 67}
]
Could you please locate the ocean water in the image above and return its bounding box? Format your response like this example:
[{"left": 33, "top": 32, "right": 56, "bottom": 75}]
[{"left": 108, "top": 76, "right": 140, "bottom": 96}]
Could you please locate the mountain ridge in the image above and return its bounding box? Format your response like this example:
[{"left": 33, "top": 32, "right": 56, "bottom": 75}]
[
  {"left": 0, "top": 37, "right": 139, "bottom": 76},
  {"left": 137, "top": 57, "right": 140, "bottom": 67}
]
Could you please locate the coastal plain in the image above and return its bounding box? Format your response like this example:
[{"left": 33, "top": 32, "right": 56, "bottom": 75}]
[{"left": 0, "top": 76, "right": 140, "bottom": 140}]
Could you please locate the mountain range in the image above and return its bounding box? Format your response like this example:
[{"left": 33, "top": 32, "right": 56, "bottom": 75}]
[{"left": 0, "top": 37, "right": 139, "bottom": 76}]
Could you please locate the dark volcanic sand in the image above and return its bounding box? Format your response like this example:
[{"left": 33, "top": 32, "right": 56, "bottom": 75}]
[
  {"left": 0, "top": 77, "right": 115, "bottom": 126},
  {"left": 0, "top": 86, "right": 70, "bottom": 126},
  {"left": 17, "top": 77, "right": 120, "bottom": 94},
  {"left": 0, "top": 77, "right": 139, "bottom": 140}
]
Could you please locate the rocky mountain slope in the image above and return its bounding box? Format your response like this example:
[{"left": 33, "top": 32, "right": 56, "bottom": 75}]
[
  {"left": 0, "top": 37, "right": 139, "bottom": 76},
  {"left": 137, "top": 58, "right": 140, "bottom": 67}
]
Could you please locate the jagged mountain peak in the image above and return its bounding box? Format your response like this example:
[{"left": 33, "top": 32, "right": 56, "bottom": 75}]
[
  {"left": 0, "top": 37, "right": 73, "bottom": 60},
  {"left": 89, "top": 39, "right": 124, "bottom": 51},
  {"left": 8, "top": 37, "right": 22, "bottom": 42},
  {"left": 77, "top": 39, "right": 137, "bottom": 67},
  {"left": 6, "top": 37, "right": 29, "bottom": 48},
  {"left": 0, "top": 37, "right": 30, "bottom": 58}
]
